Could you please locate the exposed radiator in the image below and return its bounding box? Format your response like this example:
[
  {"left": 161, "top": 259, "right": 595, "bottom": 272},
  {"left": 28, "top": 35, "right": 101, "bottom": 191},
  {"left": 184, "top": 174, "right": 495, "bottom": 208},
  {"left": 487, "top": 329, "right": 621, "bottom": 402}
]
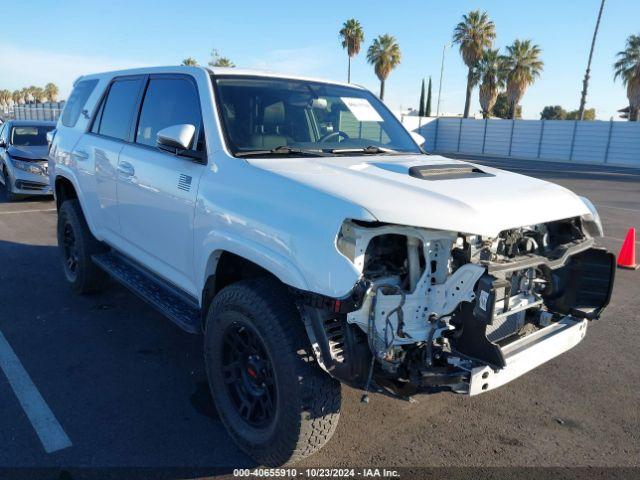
[{"left": 486, "top": 310, "right": 525, "bottom": 342}]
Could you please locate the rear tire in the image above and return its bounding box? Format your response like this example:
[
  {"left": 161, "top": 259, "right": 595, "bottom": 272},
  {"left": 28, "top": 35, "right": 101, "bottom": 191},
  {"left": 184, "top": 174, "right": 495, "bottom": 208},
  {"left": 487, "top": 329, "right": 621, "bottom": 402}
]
[
  {"left": 57, "top": 199, "right": 108, "bottom": 294},
  {"left": 204, "top": 278, "right": 341, "bottom": 466}
]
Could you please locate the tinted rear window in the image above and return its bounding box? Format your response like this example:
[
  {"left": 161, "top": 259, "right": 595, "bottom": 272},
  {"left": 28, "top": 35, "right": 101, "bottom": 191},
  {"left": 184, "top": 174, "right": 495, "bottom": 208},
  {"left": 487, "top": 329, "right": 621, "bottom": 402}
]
[
  {"left": 95, "top": 78, "right": 143, "bottom": 141},
  {"left": 61, "top": 79, "right": 98, "bottom": 127}
]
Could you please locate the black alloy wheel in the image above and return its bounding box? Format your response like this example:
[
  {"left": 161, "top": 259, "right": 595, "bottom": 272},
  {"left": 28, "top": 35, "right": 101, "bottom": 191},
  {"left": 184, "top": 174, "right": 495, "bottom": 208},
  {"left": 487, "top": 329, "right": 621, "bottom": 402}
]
[
  {"left": 62, "top": 221, "right": 79, "bottom": 280},
  {"left": 221, "top": 321, "right": 277, "bottom": 428}
]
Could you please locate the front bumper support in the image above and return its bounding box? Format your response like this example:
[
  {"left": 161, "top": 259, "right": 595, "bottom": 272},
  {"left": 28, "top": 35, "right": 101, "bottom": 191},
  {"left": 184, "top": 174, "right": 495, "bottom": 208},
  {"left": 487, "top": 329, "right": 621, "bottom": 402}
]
[{"left": 468, "top": 316, "right": 587, "bottom": 395}]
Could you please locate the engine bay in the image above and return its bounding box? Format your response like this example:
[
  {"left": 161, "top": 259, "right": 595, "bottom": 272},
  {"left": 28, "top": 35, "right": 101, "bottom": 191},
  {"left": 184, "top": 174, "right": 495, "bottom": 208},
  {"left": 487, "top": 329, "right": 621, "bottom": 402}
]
[{"left": 326, "top": 217, "right": 615, "bottom": 396}]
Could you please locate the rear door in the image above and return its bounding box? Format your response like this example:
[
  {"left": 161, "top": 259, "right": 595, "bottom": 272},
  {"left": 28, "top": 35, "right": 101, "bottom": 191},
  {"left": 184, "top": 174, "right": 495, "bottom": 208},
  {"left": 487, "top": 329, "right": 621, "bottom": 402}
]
[
  {"left": 71, "top": 76, "right": 145, "bottom": 243},
  {"left": 116, "top": 74, "right": 206, "bottom": 295}
]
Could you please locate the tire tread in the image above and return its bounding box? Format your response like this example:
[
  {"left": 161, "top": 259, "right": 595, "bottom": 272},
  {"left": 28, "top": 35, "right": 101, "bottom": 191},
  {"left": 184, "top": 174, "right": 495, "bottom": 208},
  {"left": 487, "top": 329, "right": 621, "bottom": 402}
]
[{"left": 205, "top": 278, "right": 340, "bottom": 466}]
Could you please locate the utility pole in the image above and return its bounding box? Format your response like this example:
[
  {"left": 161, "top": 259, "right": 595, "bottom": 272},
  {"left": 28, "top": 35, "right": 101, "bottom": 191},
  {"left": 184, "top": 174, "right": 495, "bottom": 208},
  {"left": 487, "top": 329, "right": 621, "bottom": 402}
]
[
  {"left": 436, "top": 43, "right": 449, "bottom": 117},
  {"left": 578, "top": 0, "right": 606, "bottom": 120}
]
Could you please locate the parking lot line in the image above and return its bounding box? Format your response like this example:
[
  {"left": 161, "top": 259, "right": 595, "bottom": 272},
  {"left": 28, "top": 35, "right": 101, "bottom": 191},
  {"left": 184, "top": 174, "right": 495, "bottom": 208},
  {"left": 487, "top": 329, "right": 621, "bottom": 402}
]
[
  {"left": 0, "top": 329, "right": 72, "bottom": 453},
  {"left": 0, "top": 208, "right": 57, "bottom": 215}
]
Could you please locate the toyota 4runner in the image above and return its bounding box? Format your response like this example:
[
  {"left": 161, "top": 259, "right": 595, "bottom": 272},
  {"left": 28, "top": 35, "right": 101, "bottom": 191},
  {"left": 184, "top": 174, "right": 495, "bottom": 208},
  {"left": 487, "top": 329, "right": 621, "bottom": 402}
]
[{"left": 49, "top": 66, "right": 615, "bottom": 466}]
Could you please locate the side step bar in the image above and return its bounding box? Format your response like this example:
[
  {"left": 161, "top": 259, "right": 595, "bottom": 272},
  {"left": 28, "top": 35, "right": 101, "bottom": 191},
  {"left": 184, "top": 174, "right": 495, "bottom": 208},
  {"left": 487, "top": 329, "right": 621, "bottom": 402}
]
[{"left": 92, "top": 251, "right": 201, "bottom": 334}]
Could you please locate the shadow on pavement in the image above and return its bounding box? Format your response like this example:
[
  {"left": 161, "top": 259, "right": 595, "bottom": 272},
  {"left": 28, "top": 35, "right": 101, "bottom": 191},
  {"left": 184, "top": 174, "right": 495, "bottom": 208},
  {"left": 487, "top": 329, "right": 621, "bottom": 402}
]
[{"left": 0, "top": 239, "right": 256, "bottom": 473}]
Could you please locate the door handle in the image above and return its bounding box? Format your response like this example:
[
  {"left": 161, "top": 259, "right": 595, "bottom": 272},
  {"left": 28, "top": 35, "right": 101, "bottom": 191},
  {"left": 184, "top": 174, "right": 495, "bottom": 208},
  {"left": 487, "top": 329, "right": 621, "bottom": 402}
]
[
  {"left": 71, "top": 149, "right": 89, "bottom": 161},
  {"left": 117, "top": 161, "right": 135, "bottom": 177}
]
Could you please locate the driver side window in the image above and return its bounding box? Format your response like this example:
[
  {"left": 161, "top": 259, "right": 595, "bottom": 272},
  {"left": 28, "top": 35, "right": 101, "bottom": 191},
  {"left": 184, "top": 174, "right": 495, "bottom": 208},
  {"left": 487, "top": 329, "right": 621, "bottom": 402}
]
[{"left": 135, "top": 77, "right": 202, "bottom": 149}]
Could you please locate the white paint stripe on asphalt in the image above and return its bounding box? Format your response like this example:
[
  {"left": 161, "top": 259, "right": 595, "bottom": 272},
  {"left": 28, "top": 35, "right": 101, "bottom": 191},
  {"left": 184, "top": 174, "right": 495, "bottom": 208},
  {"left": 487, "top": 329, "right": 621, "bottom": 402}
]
[
  {"left": 0, "top": 329, "right": 72, "bottom": 453},
  {"left": 0, "top": 208, "right": 56, "bottom": 215}
]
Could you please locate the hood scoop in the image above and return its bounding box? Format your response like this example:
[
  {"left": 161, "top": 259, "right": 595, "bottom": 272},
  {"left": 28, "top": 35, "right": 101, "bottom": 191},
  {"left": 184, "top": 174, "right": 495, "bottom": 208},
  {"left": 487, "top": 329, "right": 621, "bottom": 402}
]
[{"left": 408, "top": 163, "right": 493, "bottom": 181}]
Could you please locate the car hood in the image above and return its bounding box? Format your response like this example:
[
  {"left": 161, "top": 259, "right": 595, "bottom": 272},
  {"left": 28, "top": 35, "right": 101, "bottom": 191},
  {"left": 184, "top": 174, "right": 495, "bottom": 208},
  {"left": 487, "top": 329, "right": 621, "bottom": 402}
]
[
  {"left": 247, "top": 154, "right": 590, "bottom": 237},
  {"left": 8, "top": 145, "right": 49, "bottom": 160}
]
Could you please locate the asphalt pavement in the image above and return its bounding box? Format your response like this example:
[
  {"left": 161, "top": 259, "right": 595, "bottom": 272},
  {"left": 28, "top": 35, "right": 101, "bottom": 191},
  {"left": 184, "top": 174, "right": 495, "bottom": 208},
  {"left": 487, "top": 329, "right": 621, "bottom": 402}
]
[{"left": 0, "top": 157, "right": 638, "bottom": 478}]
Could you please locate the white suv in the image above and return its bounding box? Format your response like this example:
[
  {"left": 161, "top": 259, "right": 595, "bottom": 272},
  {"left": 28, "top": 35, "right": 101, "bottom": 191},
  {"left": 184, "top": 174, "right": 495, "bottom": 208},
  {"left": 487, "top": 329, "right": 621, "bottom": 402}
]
[{"left": 50, "top": 66, "right": 615, "bottom": 466}]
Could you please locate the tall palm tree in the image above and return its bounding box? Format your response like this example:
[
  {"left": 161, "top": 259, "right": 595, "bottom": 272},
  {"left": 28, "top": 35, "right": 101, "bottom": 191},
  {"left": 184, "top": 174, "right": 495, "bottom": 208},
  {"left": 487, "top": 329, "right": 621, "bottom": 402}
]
[
  {"left": 181, "top": 57, "right": 198, "bottom": 66},
  {"left": 505, "top": 39, "right": 544, "bottom": 119},
  {"left": 339, "top": 19, "right": 365, "bottom": 83},
  {"left": 477, "top": 48, "right": 508, "bottom": 118},
  {"left": 578, "top": 0, "right": 606, "bottom": 120},
  {"left": 613, "top": 34, "right": 640, "bottom": 121},
  {"left": 44, "top": 83, "right": 59, "bottom": 102},
  {"left": 366, "top": 34, "right": 401, "bottom": 100},
  {"left": 453, "top": 10, "right": 496, "bottom": 118}
]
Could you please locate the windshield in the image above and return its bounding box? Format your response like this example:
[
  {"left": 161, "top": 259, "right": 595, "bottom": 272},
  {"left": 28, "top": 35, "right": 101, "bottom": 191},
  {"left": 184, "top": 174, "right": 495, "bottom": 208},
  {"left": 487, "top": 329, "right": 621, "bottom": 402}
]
[
  {"left": 212, "top": 76, "right": 421, "bottom": 156},
  {"left": 10, "top": 126, "right": 54, "bottom": 147}
]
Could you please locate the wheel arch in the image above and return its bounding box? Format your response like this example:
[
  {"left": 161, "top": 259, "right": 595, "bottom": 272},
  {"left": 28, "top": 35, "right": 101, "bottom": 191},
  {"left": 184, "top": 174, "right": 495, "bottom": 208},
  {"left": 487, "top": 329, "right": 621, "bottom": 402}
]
[
  {"left": 199, "top": 244, "right": 309, "bottom": 327},
  {"left": 53, "top": 172, "right": 101, "bottom": 239},
  {"left": 54, "top": 175, "right": 78, "bottom": 209}
]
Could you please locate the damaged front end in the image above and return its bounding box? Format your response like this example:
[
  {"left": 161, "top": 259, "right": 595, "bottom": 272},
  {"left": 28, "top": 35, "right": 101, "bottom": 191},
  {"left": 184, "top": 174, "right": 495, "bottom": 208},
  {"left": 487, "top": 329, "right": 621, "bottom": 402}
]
[{"left": 297, "top": 214, "right": 615, "bottom": 398}]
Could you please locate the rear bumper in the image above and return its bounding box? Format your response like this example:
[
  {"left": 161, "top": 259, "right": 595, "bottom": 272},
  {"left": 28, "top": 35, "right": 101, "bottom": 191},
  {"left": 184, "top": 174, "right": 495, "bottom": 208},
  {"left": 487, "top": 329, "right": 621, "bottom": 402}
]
[{"left": 468, "top": 316, "right": 587, "bottom": 395}]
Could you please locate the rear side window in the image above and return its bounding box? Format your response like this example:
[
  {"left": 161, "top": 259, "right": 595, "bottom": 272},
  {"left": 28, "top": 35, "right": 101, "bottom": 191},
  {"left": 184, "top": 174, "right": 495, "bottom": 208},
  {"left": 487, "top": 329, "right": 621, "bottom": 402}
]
[
  {"left": 135, "top": 77, "right": 201, "bottom": 148},
  {"left": 61, "top": 79, "right": 98, "bottom": 127},
  {"left": 94, "top": 78, "right": 143, "bottom": 141}
]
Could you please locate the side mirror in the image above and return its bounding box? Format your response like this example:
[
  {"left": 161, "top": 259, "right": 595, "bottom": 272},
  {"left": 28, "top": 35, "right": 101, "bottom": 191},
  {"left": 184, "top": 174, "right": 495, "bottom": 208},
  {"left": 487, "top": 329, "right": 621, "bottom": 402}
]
[
  {"left": 0, "top": 138, "right": 6, "bottom": 149},
  {"left": 157, "top": 124, "right": 196, "bottom": 150},
  {"left": 46, "top": 129, "right": 56, "bottom": 146},
  {"left": 409, "top": 131, "right": 425, "bottom": 147}
]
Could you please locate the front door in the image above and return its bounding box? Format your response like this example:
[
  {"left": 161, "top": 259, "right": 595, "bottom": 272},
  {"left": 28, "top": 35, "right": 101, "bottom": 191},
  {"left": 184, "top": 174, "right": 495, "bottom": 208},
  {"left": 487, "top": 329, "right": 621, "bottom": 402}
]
[{"left": 116, "top": 74, "right": 205, "bottom": 296}]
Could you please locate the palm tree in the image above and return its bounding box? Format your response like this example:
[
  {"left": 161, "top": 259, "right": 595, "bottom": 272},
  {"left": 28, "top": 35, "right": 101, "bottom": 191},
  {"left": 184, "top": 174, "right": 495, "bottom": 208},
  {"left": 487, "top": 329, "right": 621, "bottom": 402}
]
[
  {"left": 21, "top": 88, "right": 31, "bottom": 104},
  {"left": 208, "top": 49, "right": 235, "bottom": 68},
  {"left": 578, "top": 0, "right": 606, "bottom": 120},
  {"left": 453, "top": 10, "right": 496, "bottom": 118},
  {"left": 613, "top": 34, "right": 640, "bottom": 121},
  {"left": 505, "top": 39, "right": 544, "bottom": 119},
  {"left": 366, "top": 34, "right": 401, "bottom": 100},
  {"left": 32, "top": 87, "right": 46, "bottom": 104},
  {"left": 12, "top": 90, "right": 22, "bottom": 105},
  {"left": 477, "top": 48, "right": 508, "bottom": 118},
  {"left": 0, "top": 90, "right": 11, "bottom": 109},
  {"left": 181, "top": 57, "right": 198, "bottom": 66},
  {"left": 339, "top": 19, "right": 365, "bottom": 83},
  {"left": 44, "top": 83, "right": 59, "bottom": 102}
]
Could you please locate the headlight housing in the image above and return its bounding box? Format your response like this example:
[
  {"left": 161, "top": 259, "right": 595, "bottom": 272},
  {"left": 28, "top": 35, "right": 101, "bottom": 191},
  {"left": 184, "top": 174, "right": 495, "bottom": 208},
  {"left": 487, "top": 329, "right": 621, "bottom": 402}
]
[
  {"left": 10, "top": 156, "right": 47, "bottom": 176},
  {"left": 580, "top": 196, "right": 603, "bottom": 237}
]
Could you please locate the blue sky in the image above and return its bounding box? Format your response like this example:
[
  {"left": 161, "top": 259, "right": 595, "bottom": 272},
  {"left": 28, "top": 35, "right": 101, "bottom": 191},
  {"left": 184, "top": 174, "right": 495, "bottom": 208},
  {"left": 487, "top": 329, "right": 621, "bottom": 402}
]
[{"left": 1, "top": 0, "right": 638, "bottom": 119}]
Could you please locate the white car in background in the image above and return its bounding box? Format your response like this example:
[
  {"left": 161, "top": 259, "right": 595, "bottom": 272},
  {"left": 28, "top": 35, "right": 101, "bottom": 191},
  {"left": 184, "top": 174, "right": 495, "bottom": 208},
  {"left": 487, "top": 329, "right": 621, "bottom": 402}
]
[
  {"left": 0, "top": 120, "right": 55, "bottom": 200},
  {"left": 49, "top": 66, "right": 615, "bottom": 466}
]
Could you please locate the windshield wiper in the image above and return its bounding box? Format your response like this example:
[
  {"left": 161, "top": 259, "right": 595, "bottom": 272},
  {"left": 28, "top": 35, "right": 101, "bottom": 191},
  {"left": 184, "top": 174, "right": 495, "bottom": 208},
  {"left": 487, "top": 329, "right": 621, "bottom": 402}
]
[
  {"left": 329, "top": 145, "right": 400, "bottom": 155},
  {"left": 235, "top": 145, "right": 331, "bottom": 157}
]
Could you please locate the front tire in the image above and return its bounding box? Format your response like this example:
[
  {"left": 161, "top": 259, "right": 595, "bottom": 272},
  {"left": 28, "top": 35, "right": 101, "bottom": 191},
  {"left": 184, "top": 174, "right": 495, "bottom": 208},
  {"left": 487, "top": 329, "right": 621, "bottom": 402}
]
[
  {"left": 2, "top": 166, "right": 19, "bottom": 202},
  {"left": 57, "top": 199, "right": 108, "bottom": 294},
  {"left": 204, "top": 279, "right": 341, "bottom": 466}
]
